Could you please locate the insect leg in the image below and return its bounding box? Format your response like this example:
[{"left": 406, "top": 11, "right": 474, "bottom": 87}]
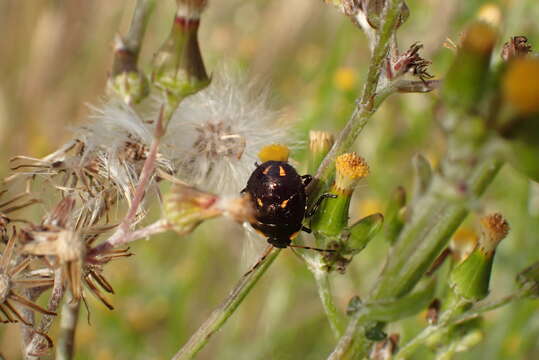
[
  {"left": 301, "top": 226, "right": 312, "bottom": 234},
  {"left": 301, "top": 174, "right": 313, "bottom": 187},
  {"left": 289, "top": 244, "right": 336, "bottom": 253},
  {"left": 306, "top": 193, "right": 337, "bottom": 218}
]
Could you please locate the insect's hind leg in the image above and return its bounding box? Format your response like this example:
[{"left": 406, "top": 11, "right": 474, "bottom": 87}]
[{"left": 243, "top": 245, "right": 274, "bottom": 277}]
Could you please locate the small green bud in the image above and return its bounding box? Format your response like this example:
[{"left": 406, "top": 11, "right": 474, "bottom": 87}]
[
  {"left": 383, "top": 186, "right": 406, "bottom": 244},
  {"left": 164, "top": 184, "right": 222, "bottom": 235},
  {"left": 152, "top": 1, "right": 210, "bottom": 102},
  {"left": 365, "top": 322, "right": 387, "bottom": 341},
  {"left": 346, "top": 295, "right": 362, "bottom": 315},
  {"left": 343, "top": 213, "right": 383, "bottom": 255},
  {"left": 311, "top": 153, "right": 369, "bottom": 236},
  {"left": 442, "top": 22, "right": 497, "bottom": 112},
  {"left": 412, "top": 154, "right": 432, "bottom": 200},
  {"left": 365, "top": 0, "right": 409, "bottom": 30},
  {"left": 164, "top": 184, "right": 254, "bottom": 235},
  {"left": 516, "top": 262, "right": 539, "bottom": 299},
  {"left": 107, "top": 37, "right": 150, "bottom": 105},
  {"left": 308, "top": 131, "right": 334, "bottom": 174},
  {"left": 450, "top": 213, "right": 509, "bottom": 301}
]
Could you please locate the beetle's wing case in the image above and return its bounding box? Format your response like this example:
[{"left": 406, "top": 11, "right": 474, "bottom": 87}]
[{"left": 245, "top": 161, "right": 307, "bottom": 240}]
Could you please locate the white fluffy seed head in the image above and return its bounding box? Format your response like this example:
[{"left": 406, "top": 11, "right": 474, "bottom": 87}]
[
  {"left": 75, "top": 100, "right": 173, "bottom": 205},
  {"left": 165, "top": 70, "right": 291, "bottom": 194}
]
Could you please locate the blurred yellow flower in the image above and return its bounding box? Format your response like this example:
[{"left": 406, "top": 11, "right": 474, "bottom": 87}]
[
  {"left": 477, "top": 3, "right": 502, "bottom": 28},
  {"left": 334, "top": 67, "right": 358, "bottom": 92},
  {"left": 503, "top": 57, "right": 539, "bottom": 114}
]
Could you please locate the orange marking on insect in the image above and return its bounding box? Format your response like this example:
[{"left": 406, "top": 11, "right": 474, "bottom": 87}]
[
  {"left": 280, "top": 199, "right": 289, "bottom": 208},
  {"left": 257, "top": 198, "right": 263, "bottom": 207},
  {"left": 263, "top": 166, "right": 272, "bottom": 175},
  {"left": 279, "top": 166, "right": 286, "bottom": 176},
  {"left": 290, "top": 231, "right": 299, "bottom": 239}
]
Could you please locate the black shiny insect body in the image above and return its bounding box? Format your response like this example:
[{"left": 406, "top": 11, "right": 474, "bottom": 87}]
[{"left": 243, "top": 160, "right": 311, "bottom": 249}]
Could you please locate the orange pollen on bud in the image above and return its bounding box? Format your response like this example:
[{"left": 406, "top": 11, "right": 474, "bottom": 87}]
[
  {"left": 334, "top": 152, "right": 369, "bottom": 192},
  {"left": 336, "top": 153, "right": 369, "bottom": 179}
]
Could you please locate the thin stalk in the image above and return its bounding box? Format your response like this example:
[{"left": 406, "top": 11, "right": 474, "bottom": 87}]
[
  {"left": 25, "top": 270, "right": 65, "bottom": 359},
  {"left": 19, "top": 288, "right": 36, "bottom": 357},
  {"left": 89, "top": 220, "right": 168, "bottom": 256},
  {"left": 395, "top": 293, "right": 518, "bottom": 359},
  {"left": 92, "top": 109, "right": 166, "bottom": 254},
  {"left": 172, "top": 248, "right": 281, "bottom": 360},
  {"left": 55, "top": 298, "right": 80, "bottom": 360},
  {"left": 124, "top": 0, "right": 156, "bottom": 56},
  {"left": 311, "top": 0, "right": 405, "bottom": 198},
  {"left": 314, "top": 270, "right": 346, "bottom": 338}
]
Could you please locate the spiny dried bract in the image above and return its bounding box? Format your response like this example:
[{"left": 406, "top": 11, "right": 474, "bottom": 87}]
[
  {"left": 167, "top": 72, "right": 291, "bottom": 194},
  {"left": 10, "top": 102, "right": 174, "bottom": 219},
  {"left": 501, "top": 36, "right": 532, "bottom": 61},
  {"left": 21, "top": 198, "right": 131, "bottom": 310},
  {"left": 0, "top": 189, "right": 40, "bottom": 243},
  {"left": 0, "top": 234, "right": 55, "bottom": 326},
  {"left": 390, "top": 43, "right": 433, "bottom": 83}
]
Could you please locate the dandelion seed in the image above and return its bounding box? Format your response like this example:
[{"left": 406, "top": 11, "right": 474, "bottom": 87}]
[{"left": 166, "top": 71, "right": 291, "bottom": 194}]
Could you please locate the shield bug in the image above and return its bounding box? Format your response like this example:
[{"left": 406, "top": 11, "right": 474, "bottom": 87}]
[{"left": 241, "top": 145, "right": 335, "bottom": 270}]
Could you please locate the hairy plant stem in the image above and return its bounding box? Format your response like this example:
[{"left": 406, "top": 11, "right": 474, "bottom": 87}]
[
  {"left": 25, "top": 270, "right": 65, "bottom": 359},
  {"left": 124, "top": 0, "right": 155, "bottom": 56},
  {"left": 315, "top": 270, "right": 346, "bottom": 338},
  {"left": 329, "top": 154, "right": 502, "bottom": 358},
  {"left": 172, "top": 248, "right": 281, "bottom": 360},
  {"left": 55, "top": 297, "right": 80, "bottom": 360},
  {"left": 312, "top": 0, "right": 405, "bottom": 197},
  {"left": 395, "top": 292, "right": 521, "bottom": 359}
]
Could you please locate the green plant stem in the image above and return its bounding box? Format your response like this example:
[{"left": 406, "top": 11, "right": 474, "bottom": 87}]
[
  {"left": 172, "top": 248, "right": 281, "bottom": 360},
  {"left": 124, "top": 0, "right": 155, "bottom": 56},
  {"left": 329, "top": 152, "right": 503, "bottom": 359},
  {"left": 395, "top": 292, "right": 519, "bottom": 359},
  {"left": 314, "top": 270, "right": 346, "bottom": 338},
  {"left": 311, "top": 0, "right": 405, "bottom": 200}
]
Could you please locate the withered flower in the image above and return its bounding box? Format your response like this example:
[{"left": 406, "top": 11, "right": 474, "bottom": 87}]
[
  {"left": 501, "top": 36, "right": 532, "bottom": 62},
  {"left": 22, "top": 198, "right": 131, "bottom": 310},
  {"left": 389, "top": 42, "right": 433, "bottom": 84},
  {"left": 0, "top": 232, "right": 55, "bottom": 352}
]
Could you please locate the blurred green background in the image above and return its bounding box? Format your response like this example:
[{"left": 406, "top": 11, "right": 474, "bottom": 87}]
[{"left": 1, "top": 0, "right": 538, "bottom": 359}]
